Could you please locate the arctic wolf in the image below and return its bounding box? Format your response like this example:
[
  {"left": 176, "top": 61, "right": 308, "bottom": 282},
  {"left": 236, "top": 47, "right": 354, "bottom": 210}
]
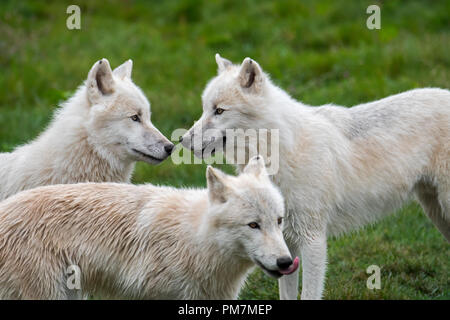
[
  {"left": 0, "top": 156, "right": 299, "bottom": 299},
  {"left": 181, "top": 54, "right": 450, "bottom": 300},
  {"left": 0, "top": 58, "right": 174, "bottom": 201}
]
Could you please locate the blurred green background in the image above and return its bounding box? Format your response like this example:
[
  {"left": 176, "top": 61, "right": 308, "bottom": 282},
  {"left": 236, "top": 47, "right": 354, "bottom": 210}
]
[{"left": 0, "top": 0, "right": 448, "bottom": 299}]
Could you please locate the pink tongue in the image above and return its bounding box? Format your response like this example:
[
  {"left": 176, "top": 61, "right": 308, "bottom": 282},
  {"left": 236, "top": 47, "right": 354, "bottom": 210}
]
[{"left": 279, "top": 256, "right": 299, "bottom": 275}]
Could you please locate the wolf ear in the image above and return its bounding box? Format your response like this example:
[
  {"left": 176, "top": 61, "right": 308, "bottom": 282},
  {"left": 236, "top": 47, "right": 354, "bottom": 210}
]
[
  {"left": 215, "top": 53, "right": 232, "bottom": 74},
  {"left": 243, "top": 155, "right": 268, "bottom": 178},
  {"left": 238, "top": 57, "right": 264, "bottom": 93},
  {"left": 87, "top": 58, "right": 115, "bottom": 104},
  {"left": 113, "top": 59, "right": 133, "bottom": 79},
  {"left": 206, "top": 166, "right": 230, "bottom": 203}
]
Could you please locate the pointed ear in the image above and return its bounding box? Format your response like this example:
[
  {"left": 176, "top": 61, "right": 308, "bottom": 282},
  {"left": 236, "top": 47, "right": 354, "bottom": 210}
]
[
  {"left": 243, "top": 155, "right": 268, "bottom": 177},
  {"left": 113, "top": 59, "right": 133, "bottom": 79},
  {"left": 238, "top": 57, "right": 264, "bottom": 93},
  {"left": 206, "top": 166, "right": 229, "bottom": 203},
  {"left": 87, "top": 58, "right": 115, "bottom": 104},
  {"left": 215, "top": 53, "right": 232, "bottom": 74}
]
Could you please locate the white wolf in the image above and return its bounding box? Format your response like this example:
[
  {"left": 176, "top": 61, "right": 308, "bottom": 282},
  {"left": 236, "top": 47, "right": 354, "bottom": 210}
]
[
  {"left": 0, "top": 58, "right": 174, "bottom": 201},
  {"left": 0, "top": 156, "right": 299, "bottom": 299},
  {"left": 181, "top": 54, "right": 450, "bottom": 300}
]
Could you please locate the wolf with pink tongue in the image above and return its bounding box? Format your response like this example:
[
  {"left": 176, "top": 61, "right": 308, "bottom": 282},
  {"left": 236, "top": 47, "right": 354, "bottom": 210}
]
[{"left": 0, "top": 156, "right": 298, "bottom": 299}]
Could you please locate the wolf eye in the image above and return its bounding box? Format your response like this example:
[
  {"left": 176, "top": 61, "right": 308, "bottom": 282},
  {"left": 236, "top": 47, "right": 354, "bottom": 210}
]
[
  {"left": 130, "top": 115, "right": 140, "bottom": 122},
  {"left": 278, "top": 217, "right": 283, "bottom": 225},
  {"left": 248, "top": 222, "right": 260, "bottom": 229},
  {"left": 215, "top": 108, "right": 224, "bottom": 115}
]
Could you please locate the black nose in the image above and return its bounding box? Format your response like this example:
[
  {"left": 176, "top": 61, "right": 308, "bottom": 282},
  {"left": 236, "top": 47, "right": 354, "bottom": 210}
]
[
  {"left": 179, "top": 136, "right": 183, "bottom": 143},
  {"left": 164, "top": 143, "right": 175, "bottom": 155},
  {"left": 276, "top": 256, "right": 293, "bottom": 270}
]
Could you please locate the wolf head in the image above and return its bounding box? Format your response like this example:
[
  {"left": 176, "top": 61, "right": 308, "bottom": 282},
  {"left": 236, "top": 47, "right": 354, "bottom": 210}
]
[
  {"left": 85, "top": 58, "right": 174, "bottom": 165},
  {"left": 205, "top": 156, "right": 298, "bottom": 278},
  {"left": 180, "top": 54, "right": 280, "bottom": 173}
]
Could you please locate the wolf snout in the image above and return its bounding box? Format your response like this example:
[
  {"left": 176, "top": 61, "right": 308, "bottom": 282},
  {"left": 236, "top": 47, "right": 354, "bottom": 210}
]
[
  {"left": 277, "top": 256, "right": 293, "bottom": 270},
  {"left": 164, "top": 143, "right": 175, "bottom": 155},
  {"left": 180, "top": 132, "right": 194, "bottom": 150},
  {"left": 277, "top": 256, "right": 300, "bottom": 275}
]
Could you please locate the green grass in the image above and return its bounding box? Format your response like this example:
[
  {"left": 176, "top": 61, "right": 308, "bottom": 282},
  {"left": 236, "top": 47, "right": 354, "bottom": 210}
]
[{"left": 0, "top": 0, "right": 449, "bottom": 299}]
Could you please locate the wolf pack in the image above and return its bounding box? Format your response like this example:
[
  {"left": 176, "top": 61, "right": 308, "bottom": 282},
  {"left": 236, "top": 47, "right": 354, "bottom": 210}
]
[{"left": 0, "top": 55, "right": 448, "bottom": 300}]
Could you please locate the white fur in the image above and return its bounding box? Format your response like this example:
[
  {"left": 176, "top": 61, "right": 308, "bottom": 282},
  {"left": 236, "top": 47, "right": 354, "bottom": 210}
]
[
  {"left": 0, "top": 59, "right": 173, "bottom": 201},
  {"left": 182, "top": 54, "right": 450, "bottom": 299},
  {"left": 0, "top": 157, "right": 295, "bottom": 300}
]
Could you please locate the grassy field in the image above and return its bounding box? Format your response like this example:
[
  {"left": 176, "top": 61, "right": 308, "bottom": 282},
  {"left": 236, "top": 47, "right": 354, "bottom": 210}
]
[{"left": 0, "top": 0, "right": 448, "bottom": 299}]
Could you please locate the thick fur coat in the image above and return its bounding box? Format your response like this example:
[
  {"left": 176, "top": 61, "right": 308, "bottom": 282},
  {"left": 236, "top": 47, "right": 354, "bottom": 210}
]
[
  {"left": 0, "top": 59, "right": 173, "bottom": 201},
  {"left": 0, "top": 157, "right": 297, "bottom": 299},
  {"left": 181, "top": 54, "right": 450, "bottom": 299}
]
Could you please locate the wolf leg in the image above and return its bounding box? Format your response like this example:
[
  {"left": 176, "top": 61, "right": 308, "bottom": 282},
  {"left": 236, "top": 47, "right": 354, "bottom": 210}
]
[
  {"left": 416, "top": 182, "right": 450, "bottom": 242},
  {"left": 436, "top": 188, "right": 450, "bottom": 242},
  {"left": 300, "top": 234, "right": 327, "bottom": 300},
  {"left": 278, "top": 242, "right": 301, "bottom": 300}
]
